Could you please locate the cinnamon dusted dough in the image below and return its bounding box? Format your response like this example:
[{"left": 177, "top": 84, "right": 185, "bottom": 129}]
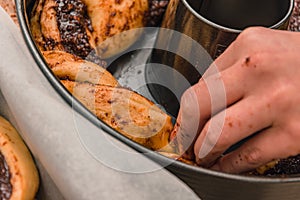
[
  {"left": 0, "top": 116, "right": 39, "bottom": 200},
  {"left": 61, "top": 80, "right": 173, "bottom": 150},
  {"left": 83, "top": 0, "right": 148, "bottom": 58},
  {"left": 30, "top": 0, "right": 148, "bottom": 58},
  {"left": 43, "top": 50, "right": 173, "bottom": 151},
  {"left": 31, "top": 0, "right": 175, "bottom": 160},
  {"left": 0, "top": 0, "right": 18, "bottom": 25},
  {"left": 42, "top": 50, "right": 119, "bottom": 86}
]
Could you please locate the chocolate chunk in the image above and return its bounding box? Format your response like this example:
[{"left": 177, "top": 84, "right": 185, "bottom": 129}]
[
  {"left": 55, "top": 0, "right": 93, "bottom": 58},
  {"left": 0, "top": 152, "right": 12, "bottom": 200},
  {"left": 263, "top": 155, "right": 300, "bottom": 177},
  {"left": 145, "top": 0, "right": 169, "bottom": 26},
  {"left": 288, "top": 0, "right": 300, "bottom": 31}
]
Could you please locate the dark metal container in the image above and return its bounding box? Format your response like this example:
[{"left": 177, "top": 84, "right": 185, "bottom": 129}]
[{"left": 16, "top": 0, "right": 300, "bottom": 199}]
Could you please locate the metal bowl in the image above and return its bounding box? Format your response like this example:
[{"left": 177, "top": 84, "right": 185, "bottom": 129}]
[{"left": 16, "top": 0, "right": 300, "bottom": 199}]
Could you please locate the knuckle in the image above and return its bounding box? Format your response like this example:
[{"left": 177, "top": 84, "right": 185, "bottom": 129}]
[
  {"left": 240, "top": 51, "right": 273, "bottom": 76},
  {"left": 181, "top": 85, "right": 205, "bottom": 119},
  {"left": 180, "top": 87, "right": 198, "bottom": 109},
  {"left": 245, "top": 52, "right": 264, "bottom": 68},
  {"left": 236, "top": 27, "right": 268, "bottom": 47},
  {"left": 239, "top": 27, "right": 268, "bottom": 40},
  {"left": 180, "top": 88, "right": 193, "bottom": 105},
  {"left": 242, "top": 147, "right": 263, "bottom": 166},
  {"left": 180, "top": 90, "right": 199, "bottom": 118},
  {"left": 243, "top": 27, "right": 268, "bottom": 35},
  {"left": 247, "top": 51, "right": 262, "bottom": 63},
  {"left": 265, "top": 79, "right": 290, "bottom": 109}
]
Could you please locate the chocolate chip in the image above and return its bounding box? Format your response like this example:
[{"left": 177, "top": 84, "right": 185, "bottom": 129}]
[
  {"left": 55, "top": 0, "right": 93, "bottom": 58},
  {"left": 288, "top": 0, "right": 300, "bottom": 31},
  {"left": 0, "top": 152, "right": 12, "bottom": 200},
  {"left": 145, "top": 0, "right": 169, "bottom": 26},
  {"left": 263, "top": 155, "right": 300, "bottom": 177}
]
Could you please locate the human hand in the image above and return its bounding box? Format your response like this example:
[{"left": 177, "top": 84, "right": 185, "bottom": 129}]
[{"left": 172, "top": 27, "right": 300, "bottom": 174}]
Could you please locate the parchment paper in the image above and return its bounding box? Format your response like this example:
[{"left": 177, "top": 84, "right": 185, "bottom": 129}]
[{"left": 0, "top": 7, "right": 200, "bottom": 200}]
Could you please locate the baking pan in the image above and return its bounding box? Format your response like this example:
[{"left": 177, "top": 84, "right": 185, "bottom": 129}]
[{"left": 16, "top": 0, "right": 300, "bottom": 199}]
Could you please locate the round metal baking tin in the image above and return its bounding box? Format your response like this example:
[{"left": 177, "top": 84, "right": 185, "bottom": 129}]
[{"left": 16, "top": 0, "right": 300, "bottom": 199}]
